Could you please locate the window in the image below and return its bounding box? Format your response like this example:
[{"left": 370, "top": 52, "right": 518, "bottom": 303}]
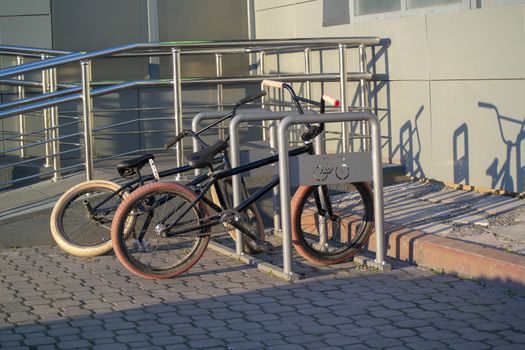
[
  {"left": 354, "top": 0, "right": 401, "bottom": 16},
  {"left": 407, "top": 0, "right": 463, "bottom": 9},
  {"left": 352, "top": 0, "right": 471, "bottom": 20},
  {"left": 322, "top": 0, "right": 525, "bottom": 27}
]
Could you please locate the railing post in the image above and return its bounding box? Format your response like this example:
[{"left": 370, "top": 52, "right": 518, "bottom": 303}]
[
  {"left": 81, "top": 60, "right": 94, "bottom": 181},
  {"left": 259, "top": 51, "right": 267, "bottom": 141},
  {"left": 49, "top": 67, "right": 62, "bottom": 181},
  {"left": 304, "top": 48, "right": 312, "bottom": 106},
  {"left": 338, "top": 44, "right": 349, "bottom": 153},
  {"left": 171, "top": 48, "right": 184, "bottom": 179},
  {"left": 359, "top": 44, "right": 370, "bottom": 151},
  {"left": 16, "top": 56, "right": 27, "bottom": 159},
  {"left": 215, "top": 53, "right": 224, "bottom": 140},
  {"left": 269, "top": 120, "right": 280, "bottom": 234},
  {"left": 41, "top": 54, "right": 52, "bottom": 168}
]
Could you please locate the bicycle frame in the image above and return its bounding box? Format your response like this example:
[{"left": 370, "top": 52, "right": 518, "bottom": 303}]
[{"left": 157, "top": 145, "right": 313, "bottom": 239}]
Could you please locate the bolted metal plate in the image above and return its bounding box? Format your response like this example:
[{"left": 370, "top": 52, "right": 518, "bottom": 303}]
[{"left": 290, "top": 152, "right": 373, "bottom": 186}]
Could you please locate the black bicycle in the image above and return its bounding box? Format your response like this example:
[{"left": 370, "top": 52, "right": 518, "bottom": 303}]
[
  {"left": 49, "top": 92, "right": 267, "bottom": 257},
  {"left": 111, "top": 80, "right": 374, "bottom": 279}
]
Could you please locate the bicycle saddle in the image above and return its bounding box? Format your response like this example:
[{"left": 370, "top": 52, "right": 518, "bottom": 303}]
[
  {"left": 116, "top": 154, "right": 155, "bottom": 178},
  {"left": 186, "top": 140, "right": 228, "bottom": 169}
]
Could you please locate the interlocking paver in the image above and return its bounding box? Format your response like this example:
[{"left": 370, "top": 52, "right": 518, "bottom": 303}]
[{"left": 1, "top": 246, "right": 524, "bottom": 349}]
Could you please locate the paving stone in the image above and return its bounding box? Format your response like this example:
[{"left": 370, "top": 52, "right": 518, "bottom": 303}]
[
  {"left": 469, "top": 196, "right": 524, "bottom": 215},
  {"left": 420, "top": 189, "right": 486, "bottom": 205},
  {"left": 449, "top": 342, "right": 490, "bottom": 350},
  {"left": 2, "top": 246, "right": 525, "bottom": 350},
  {"left": 452, "top": 214, "right": 490, "bottom": 227}
]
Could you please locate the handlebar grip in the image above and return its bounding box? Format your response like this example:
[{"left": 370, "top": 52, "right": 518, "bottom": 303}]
[
  {"left": 237, "top": 91, "right": 267, "bottom": 106},
  {"left": 165, "top": 132, "right": 185, "bottom": 149},
  {"left": 262, "top": 79, "right": 285, "bottom": 89},
  {"left": 322, "top": 94, "right": 341, "bottom": 107}
]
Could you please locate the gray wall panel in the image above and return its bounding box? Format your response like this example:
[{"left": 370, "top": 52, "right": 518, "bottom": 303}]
[
  {"left": 51, "top": 0, "right": 149, "bottom": 81},
  {"left": 0, "top": 15, "right": 52, "bottom": 47},
  {"left": 0, "top": 0, "right": 50, "bottom": 16},
  {"left": 254, "top": 2, "right": 525, "bottom": 192}
]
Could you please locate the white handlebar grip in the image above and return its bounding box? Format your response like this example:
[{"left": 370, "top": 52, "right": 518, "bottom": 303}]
[
  {"left": 322, "top": 94, "right": 341, "bottom": 107},
  {"left": 262, "top": 79, "right": 284, "bottom": 89}
]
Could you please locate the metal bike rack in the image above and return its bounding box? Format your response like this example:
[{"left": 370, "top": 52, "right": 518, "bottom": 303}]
[
  {"left": 191, "top": 109, "right": 270, "bottom": 176},
  {"left": 278, "top": 112, "right": 388, "bottom": 277},
  {"left": 228, "top": 111, "right": 299, "bottom": 258}
]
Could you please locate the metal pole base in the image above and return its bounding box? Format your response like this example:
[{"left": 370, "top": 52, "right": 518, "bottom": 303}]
[
  {"left": 354, "top": 255, "right": 392, "bottom": 272},
  {"left": 207, "top": 241, "right": 300, "bottom": 282}
]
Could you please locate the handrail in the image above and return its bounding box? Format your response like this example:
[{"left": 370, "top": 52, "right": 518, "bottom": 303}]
[
  {"left": 0, "top": 71, "right": 374, "bottom": 120},
  {"left": 0, "top": 36, "right": 382, "bottom": 188},
  {"left": 0, "top": 44, "right": 71, "bottom": 57},
  {"left": 0, "top": 37, "right": 380, "bottom": 80}
]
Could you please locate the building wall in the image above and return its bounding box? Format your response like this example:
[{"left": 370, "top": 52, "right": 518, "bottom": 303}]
[
  {"left": 0, "top": 0, "right": 250, "bottom": 163},
  {"left": 254, "top": 0, "right": 525, "bottom": 193}
]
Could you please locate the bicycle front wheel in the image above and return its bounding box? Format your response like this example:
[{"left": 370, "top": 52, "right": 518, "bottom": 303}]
[
  {"left": 111, "top": 182, "right": 210, "bottom": 279},
  {"left": 50, "top": 180, "right": 134, "bottom": 257},
  {"left": 291, "top": 182, "right": 374, "bottom": 265}
]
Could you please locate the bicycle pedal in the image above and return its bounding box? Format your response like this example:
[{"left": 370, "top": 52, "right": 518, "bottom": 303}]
[{"left": 246, "top": 239, "right": 273, "bottom": 254}]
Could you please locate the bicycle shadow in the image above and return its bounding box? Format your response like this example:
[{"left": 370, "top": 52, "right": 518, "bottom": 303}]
[
  {"left": 385, "top": 105, "right": 426, "bottom": 178},
  {"left": 453, "top": 123, "right": 469, "bottom": 184},
  {"left": 479, "top": 102, "right": 525, "bottom": 193}
]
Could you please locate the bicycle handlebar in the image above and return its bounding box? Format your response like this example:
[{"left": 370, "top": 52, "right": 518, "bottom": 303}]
[
  {"left": 321, "top": 94, "right": 340, "bottom": 107},
  {"left": 164, "top": 91, "right": 267, "bottom": 149},
  {"left": 262, "top": 79, "right": 284, "bottom": 89},
  {"left": 237, "top": 91, "right": 266, "bottom": 106},
  {"left": 164, "top": 131, "right": 187, "bottom": 149}
]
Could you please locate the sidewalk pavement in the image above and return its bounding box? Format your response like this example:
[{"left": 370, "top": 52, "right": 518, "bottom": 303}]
[{"left": 1, "top": 245, "right": 525, "bottom": 350}]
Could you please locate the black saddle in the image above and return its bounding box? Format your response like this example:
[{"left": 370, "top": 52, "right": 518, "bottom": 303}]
[
  {"left": 116, "top": 154, "right": 155, "bottom": 178},
  {"left": 186, "top": 141, "right": 228, "bottom": 169}
]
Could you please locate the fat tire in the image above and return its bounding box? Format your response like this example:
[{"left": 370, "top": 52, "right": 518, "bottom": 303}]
[
  {"left": 291, "top": 182, "right": 374, "bottom": 265},
  {"left": 111, "top": 182, "right": 210, "bottom": 279},
  {"left": 50, "top": 180, "right": 132, "bottom": 257}
]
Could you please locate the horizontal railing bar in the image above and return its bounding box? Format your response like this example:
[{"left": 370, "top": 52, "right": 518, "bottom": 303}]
[
  {"left": 0, "top": 44, "right": 71, "bottom": 56},
  {"left": 0, "top": 148, "right": 81, "bottom": 170},
  {"left": 0, "top": 120, "right": 80, "bottom": 142},
  {"left": 0, "top": 132, "right": 82, "bottom": 155},
  {"left": 0, "top": 162, "right": 85, "bottom": 187},
  {"left": 0, "top": 72, "right": 372, "bottom": 119},
  {"left": 0, "top": 37, "right": 381, "bottom": 79},
  {"left": 0, "top": 86, "right": 81, "bottom": 110},
  {"left": 0, "top": 78, "right": 77, "bottom": 89}
]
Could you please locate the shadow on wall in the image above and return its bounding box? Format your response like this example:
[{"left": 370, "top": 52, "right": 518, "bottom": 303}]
[
  {"left": 368, "top": 39, "right": 426, "bottom": 178},
  {"left": 368, "top": 39, "right": 392, "bottom": 158},
  {"left": 453, "top": 123, "right": 469, "bottom": 184},
  {"left": 387, "top": 105, "right": 426, "bottom": 178},
  {"left": 479, "top": 102, "right": 525, "bottom": 193}
]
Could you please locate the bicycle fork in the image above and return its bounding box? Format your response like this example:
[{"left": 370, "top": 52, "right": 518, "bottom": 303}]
[{"left": 313, "top": 185, "right": 341, "bottom": 251}]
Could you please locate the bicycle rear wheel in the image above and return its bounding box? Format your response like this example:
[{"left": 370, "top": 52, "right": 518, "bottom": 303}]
[
  {"left": 291, "top": 182, "right": 374, "bottom": 264},
  {"left": 111, "top": 182, "right": 210, "bottom": 279},
  {"left": 50, "top": 180, "right": 134, "bottom": 257}
]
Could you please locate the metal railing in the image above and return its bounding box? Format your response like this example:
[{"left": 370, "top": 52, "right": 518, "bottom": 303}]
[{"left": 0, "top": 37, "right": 381, "bottom": 188}]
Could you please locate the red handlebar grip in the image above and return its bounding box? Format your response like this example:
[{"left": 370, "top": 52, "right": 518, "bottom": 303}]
[
  {"left": 322, "top": 94, "right": 341, "bottom": 107},
  {"left": 262, "top": 79, "right": 284, "bottom": 89}
]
